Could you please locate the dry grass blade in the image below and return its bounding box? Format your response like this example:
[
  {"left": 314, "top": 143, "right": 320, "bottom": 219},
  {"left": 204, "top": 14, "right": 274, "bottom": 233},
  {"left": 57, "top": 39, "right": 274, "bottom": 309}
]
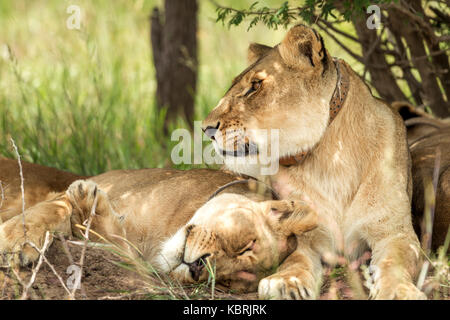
[
  {"left": 70, "top": 186, "right": 99, "bottom": 298},
  {"left": 0, "top": 180, "right": 4, "bottom": 224},
  {"left": 25, "top": 235, "right": 75, "bottom": 299},
  {"left": 57, "top": 233, "right": 87, "bottom": 298},
  {"left": 20, "top": 231, "right": 52, "bottom": 299},
  {"left": 425, "top": 147, "right": 441, "bottom": 254},
  {"left": 0, "top": 181, "right": 4, "bottom": 209},
  {"left": 9, "top": 138, "right": 27, "bottom": 240},
  {"left": 72, "top": 222, "right": 190, "bottom": 300}
]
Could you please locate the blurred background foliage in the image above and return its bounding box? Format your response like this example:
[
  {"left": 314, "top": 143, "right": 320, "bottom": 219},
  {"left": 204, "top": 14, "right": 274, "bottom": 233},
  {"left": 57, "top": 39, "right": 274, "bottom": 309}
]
[
  {"left": 0, "top": 0, "right": 291, "bottom": 175},
  {"left": 0, "top": 0, "right": 447, "bottom": 176},
  {"left": 216, "top": 0, "right": 449, "bottom": 118}
]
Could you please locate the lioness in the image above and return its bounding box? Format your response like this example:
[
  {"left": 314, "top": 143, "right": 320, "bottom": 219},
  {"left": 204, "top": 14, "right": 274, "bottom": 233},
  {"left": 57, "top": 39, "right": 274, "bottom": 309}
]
[
  {"left": 0, "top": 159, "right": 316, "bottom": 295},
  {"left": 0, "top": 25, "right": 428, "bottom": 300},
  {"left": 393, "top": 102, "right": 450, "bottom": 249},
  {"left": 202, "top": 24, "right": 425, "bottom": 299}
]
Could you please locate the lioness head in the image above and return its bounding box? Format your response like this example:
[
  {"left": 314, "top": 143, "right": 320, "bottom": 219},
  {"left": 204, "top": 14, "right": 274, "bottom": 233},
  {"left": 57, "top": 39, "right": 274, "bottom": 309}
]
[
  {"left": 202, "top": 25, "right": 338, "bottom": 176},
  {"left": 156, "top": 194, "right": 317, "bottom": 292}
]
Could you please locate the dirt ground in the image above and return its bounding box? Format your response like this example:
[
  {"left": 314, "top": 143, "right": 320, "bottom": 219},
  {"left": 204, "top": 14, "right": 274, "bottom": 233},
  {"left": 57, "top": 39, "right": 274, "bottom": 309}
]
[
  {"left": 0, "top": 239, "right": 445, "bottom": 300},
  {"left": 0, "top": 240, "right": 151, "bottom": 300},
  {"left": 0, "top": 239, "right": 260, "bottom": 300}
]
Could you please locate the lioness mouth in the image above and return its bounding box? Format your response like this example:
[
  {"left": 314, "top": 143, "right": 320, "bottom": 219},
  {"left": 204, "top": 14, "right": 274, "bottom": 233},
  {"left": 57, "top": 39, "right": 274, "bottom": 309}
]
[{"left": 218, "top": 142, "right": 259, "bottom": 157}]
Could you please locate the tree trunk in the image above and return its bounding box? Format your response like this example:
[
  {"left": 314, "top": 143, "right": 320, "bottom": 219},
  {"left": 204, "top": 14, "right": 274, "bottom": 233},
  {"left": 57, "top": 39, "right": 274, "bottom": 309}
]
[
  {"left": 386, "top": 1, "right": 449, "bottom": 118},
  {"left": 352, "top": 15, "right": 408, "bottom": 103},
  {"left": 331, "top": 0, "right": 450, "bottom": 118},
  {"left": 150, "top": 0, "right": 198, "bottom": 129}
]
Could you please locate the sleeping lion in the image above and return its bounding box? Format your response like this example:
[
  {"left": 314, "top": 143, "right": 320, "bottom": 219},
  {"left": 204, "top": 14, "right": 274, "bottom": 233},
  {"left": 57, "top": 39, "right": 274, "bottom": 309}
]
[
  {"left": 0, "top": 24, "right": 435, "bottom": 299},
  {"left": 0, "top": 159, "right": 315, "bottom": 296}
]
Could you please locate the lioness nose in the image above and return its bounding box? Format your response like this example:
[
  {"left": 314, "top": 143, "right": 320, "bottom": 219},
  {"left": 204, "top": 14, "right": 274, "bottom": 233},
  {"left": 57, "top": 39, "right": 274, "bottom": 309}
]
[
  {"left": 202, "top": 122, "right": 220, "bottom": 140},
  {"left": 186, "top": 254, "right": 210, "bottom": 281}
]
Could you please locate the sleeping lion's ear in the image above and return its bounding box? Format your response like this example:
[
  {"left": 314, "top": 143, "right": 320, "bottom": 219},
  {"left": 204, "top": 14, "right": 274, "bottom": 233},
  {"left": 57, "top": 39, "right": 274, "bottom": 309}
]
[
  {"left": 278, "top": 24, "right": 327, "bottom": 70},
  {"left": 391, "top": 101, "right": 428, "bottom": 121},
  {"left": 248, "top": 43, "right": 273, "bottom": 64},
  {"left": 261, "top": 200, "right": 318, "bottom": 236}
]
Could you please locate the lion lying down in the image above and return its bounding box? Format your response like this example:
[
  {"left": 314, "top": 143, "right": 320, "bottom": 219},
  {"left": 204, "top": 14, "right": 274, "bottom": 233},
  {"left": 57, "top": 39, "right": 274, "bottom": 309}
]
[
  {"left": 392, "top": 102, "right": 450, "bottom": 250},
  {"left": 0, "top": 159, "right": 318, "bottom": 297},
  {"left": 0, "top": 158, "right": 424, "bottom": 299}
]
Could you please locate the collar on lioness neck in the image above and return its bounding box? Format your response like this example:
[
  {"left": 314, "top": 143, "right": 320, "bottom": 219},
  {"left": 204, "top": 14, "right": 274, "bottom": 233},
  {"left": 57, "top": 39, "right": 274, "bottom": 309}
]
[{"left": 279, "top": 58, "right": 350, "bottom": 167}]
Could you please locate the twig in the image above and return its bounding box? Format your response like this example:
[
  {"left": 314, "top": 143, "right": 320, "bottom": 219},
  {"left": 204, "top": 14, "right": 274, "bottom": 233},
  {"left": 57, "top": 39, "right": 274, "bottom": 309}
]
[
  {"left": 417, "top": 260, "right": 430, "bottom": 290},
  {"left": 20, "top": 231, "right": 51, "bottom": 300},
  {"left": 0, "top": 268, "right": 8, "bottom": 297},
  {"left": 26, "top": 236, "right": 75, "bottom": 299},
  {"left": 0, "top": 181, "right": 4, "bottom": 210},
  {"left": 57, "top": 233, "right": 87, "bottom": 298},
  {"left": 57, "top": 234, "right": 76, "bottom": 266},
  {"left": 0, "top": 181, "right": 4, "bottom": 224},
  {"left": 10, "top": 266, "right": 26, "bottom": 288},
  {"left": 9, "top": 138, "right": 27, "bottom": 240},
  {"left": 70, "top": 187, "right": 98, "bottom": 298},
  {"left": 428, "top": 147, "right": 441, "bottom": 252}
]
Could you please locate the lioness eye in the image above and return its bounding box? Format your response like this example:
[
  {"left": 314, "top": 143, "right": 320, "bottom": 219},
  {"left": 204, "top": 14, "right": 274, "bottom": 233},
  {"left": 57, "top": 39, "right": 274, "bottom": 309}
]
[
  {"left": 244, "top": 80, "right": 262, "bottom": 97},
  {"left": 238, "top": 239, "right": 256, "bottom": 255}
]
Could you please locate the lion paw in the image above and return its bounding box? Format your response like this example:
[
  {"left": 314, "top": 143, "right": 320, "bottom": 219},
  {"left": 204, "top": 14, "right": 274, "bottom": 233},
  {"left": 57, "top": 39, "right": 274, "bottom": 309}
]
[
  {"left": 371, "top": 277, "right": 427, "bottom": 300},
  {"left": 258, "top": 274, "right": 316, "bottom": 300},
  {"left": 0, "top": 219, "right": 48, "bottom": 267},
  {"left": 66, "top": 180, "right": 101, "bottom": 213},
  {"left": 66, "top": 180, "right": 109, "bottom": 223}
]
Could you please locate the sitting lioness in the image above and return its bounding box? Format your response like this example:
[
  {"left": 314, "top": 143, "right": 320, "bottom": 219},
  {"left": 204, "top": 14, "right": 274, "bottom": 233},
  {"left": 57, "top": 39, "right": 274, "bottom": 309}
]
[
  {"left": 0, "top": 159, "right": 316, "bottom": 295},
  {"left": 202, "top": 24, "right": 426, "bottom": 299}
]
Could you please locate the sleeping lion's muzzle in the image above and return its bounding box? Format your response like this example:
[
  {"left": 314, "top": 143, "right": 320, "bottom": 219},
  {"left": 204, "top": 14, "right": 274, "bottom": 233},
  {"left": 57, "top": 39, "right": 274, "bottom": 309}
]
[{"left": 182, "top": 253, "right": 211, "bottom": 282}]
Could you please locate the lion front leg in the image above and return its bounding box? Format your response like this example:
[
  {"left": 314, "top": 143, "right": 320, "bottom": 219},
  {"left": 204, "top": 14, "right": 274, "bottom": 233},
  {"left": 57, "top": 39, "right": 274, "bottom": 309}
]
[
  {"left": 365, "top": 225, "right": 426, "bottom": 300},
  {"left": 258, "top": 247, "right": 322, "bottom": 300},
  {"left": 0, "top": 194, "right": 72, "bottom": 267}
]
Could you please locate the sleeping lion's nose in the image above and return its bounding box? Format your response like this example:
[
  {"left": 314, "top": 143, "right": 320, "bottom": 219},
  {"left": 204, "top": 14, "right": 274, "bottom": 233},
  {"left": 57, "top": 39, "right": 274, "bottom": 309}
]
[
  {"left": 202, "top": 122, "right": 220, "bottom": 140},
  {"left": 185, "top": 254, "right": 211, "bottom": 281}
]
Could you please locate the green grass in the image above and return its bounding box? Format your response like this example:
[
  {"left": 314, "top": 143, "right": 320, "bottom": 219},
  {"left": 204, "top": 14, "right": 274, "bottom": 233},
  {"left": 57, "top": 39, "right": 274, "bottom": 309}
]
[{"left": 0, "top": 0, "right": 360, "bottom": 175}]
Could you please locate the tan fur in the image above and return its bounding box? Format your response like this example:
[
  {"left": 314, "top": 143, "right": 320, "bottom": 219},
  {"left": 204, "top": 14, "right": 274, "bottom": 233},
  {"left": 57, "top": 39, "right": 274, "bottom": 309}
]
[
  {"left": 202, "top": 25, "right": 426, "bottom": 299},
  {"left": 392, "top": 102, "right": 450, "bottom": 250},
  {"left": 392, "top": 101, "right": 450, "bottom": 144},
  {"left": 0, "top": 25, "right": 434, "bottom": 300},
  {"left": 0, "top": 160, "right": 317, "bottom": 294}
]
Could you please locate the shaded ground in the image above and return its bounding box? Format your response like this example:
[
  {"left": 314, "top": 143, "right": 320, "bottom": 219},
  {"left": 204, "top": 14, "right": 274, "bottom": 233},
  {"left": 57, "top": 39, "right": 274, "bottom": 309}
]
[
  {"left": 0, "top": 239, "right": 258, "bottom": 300},
  {"left": 0, "top": 240, "right": 447, "bottom": 300},
  {"left": 0, "top": 240, "right": 149, "bottom": 300}
]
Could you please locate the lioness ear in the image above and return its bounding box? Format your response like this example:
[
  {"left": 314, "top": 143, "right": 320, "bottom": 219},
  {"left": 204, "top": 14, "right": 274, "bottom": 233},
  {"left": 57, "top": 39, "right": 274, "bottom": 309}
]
[
  {"left": 262, "top": 200, "right": 318, "bottom": 236},
  {"left": 391, "top": 101, "right": 428, "bottom": 121},
  {"left": 248, "top": 43, "right": 273, "bottom": 64},
  {"left": 278, "top": 24, "right": 327, "bottom": 70}
]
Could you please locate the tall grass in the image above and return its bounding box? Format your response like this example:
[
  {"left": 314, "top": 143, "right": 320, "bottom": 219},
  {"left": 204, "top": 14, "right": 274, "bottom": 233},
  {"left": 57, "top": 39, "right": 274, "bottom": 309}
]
[{"left": 0, "top": 0, "right": 358, "bottom": 175}]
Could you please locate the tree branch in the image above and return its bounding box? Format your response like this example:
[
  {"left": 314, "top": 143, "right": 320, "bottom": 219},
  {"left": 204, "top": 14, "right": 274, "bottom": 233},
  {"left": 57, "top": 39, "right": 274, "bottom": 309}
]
[
  {"left": 382, "top": 2, "right": 439, "bottom": 44},
  {"left": 315, "top": 21, "right": 364, "bottom": 63},
  {"left": 315, "top": 17, "right": 360, "bottom": 43}
]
